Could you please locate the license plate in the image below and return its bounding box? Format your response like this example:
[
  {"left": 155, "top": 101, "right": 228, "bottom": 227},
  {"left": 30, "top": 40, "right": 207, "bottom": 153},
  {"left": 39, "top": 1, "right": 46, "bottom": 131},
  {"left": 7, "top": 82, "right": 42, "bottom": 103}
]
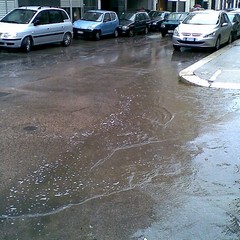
[
  {"left": 78, "top": 31, "right": 83, "bottom": 34},
  {"left": 184, "top": 37, "right": 195, "bottom": 41},
  {"left": 168, "top": 30, "right": 173, "bottom": 33}
]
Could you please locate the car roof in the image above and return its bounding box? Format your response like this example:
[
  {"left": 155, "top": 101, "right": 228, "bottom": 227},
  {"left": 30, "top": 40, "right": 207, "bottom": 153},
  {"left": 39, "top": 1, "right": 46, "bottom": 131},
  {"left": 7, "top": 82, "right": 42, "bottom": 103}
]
[
  {"left": 87, "top": 10, "right": 116, "bottom": 14},
  {"left": 18, "top": 6, "right": 63, "bottom": 11}
]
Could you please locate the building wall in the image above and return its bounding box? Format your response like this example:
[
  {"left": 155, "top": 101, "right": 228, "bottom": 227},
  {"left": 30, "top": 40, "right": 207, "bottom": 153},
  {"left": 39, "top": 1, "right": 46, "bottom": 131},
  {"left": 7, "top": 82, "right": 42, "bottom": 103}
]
[
  {"left": 18, "top": 0, "right": 60, "bottom": 6},
  {"left": 0, "top": 0, "right": 18, "bottom": 18}
]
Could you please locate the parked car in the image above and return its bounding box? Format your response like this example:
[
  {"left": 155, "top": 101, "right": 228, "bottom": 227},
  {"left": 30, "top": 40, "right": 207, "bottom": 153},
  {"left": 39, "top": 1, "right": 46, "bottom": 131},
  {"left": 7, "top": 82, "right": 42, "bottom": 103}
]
[
  {"left": 118, "top": 11, "right": 151, "bottom": 37},
  {"left": 0, "top": 6, "right": 73, "bottom": 52},
  {"left": 160, "top": 12, "right": 189, "bottom": 37},
  {"left": 73, "top": 10, "right": 119, "bottom": 40},
  {"left": 172, "top": 10, "right": 233, "bottom": 51},
  {"left": 148, "top": 10, "right": 170, "bottom": 31},
  {"left": 226, "top": 11, "right": 240, "bottom": 40}
]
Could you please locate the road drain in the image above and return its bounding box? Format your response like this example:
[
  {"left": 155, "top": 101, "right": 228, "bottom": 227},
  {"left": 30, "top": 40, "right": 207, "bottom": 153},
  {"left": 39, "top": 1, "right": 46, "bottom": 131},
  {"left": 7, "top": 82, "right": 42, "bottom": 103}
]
[{"left": 23, "top": 126, "right": 38, "bottom": 132}]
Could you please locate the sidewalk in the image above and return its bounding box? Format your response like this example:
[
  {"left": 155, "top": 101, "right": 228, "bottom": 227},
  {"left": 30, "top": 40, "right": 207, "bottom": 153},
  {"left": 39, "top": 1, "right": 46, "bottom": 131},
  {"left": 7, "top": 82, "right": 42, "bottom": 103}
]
[{"left": 179, "top": 39, "right": 240, "bottom": 89}]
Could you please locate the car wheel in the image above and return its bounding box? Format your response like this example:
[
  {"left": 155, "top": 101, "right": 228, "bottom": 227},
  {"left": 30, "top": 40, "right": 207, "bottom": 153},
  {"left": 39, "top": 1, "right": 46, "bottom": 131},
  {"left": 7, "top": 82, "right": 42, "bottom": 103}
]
[
  {"left": 21, "top": 36, "right": 32, "bottom": 52},
  {"left": 62, "top": 32, "right": 72, "bottom": 47},
  {"left": 114, "top": 29, "right": 119, "bottom": 38},
  {"left": 161, "top": 31, "right": 166, "bottom": 37},
  {"left": 95, "top": 31, "right": 101, "bottom": 40},
  {"left": 173, "top": 45, "right": 181, "bottom": 51},
  {"left": 215, "top": 36, "right": 221, "bottom": 51},
  {"left": 129, "top": 29, "right": 135, "bottom": 37}
]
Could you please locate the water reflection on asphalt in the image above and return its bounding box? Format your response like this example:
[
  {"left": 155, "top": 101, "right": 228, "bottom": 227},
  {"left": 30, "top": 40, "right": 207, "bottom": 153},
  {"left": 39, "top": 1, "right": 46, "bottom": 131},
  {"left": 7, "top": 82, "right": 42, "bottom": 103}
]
[{"left": 0, "top": 36, "right": 240, "bottom": 240}]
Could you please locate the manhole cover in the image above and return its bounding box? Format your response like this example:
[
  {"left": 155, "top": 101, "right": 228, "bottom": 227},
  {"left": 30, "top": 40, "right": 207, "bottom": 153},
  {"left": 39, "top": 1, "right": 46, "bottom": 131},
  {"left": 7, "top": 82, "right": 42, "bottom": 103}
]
[{"left": 23, "top": 126, "right": 38, "bottom": 132}]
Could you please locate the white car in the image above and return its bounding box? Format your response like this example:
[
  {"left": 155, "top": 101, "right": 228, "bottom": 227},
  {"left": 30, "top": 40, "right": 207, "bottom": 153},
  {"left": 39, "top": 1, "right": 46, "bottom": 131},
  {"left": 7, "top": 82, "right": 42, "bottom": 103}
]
[
  {"left": 172, "top": 10, "right": 233, "bottom": 51},
  {"left": 0, "top": 6, "right": 73, "bottom": 52}
]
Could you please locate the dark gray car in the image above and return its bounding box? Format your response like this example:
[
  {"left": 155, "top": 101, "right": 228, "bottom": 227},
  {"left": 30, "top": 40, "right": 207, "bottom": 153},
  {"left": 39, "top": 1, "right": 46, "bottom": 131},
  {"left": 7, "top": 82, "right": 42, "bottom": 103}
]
[{"left": 118, "top": 11, "right": 151, "bottom": 37}]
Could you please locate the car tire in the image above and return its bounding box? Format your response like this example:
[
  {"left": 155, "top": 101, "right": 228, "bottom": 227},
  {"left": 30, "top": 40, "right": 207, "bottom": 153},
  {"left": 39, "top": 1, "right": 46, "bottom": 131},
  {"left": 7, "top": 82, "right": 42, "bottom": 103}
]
[
  {"left": 21, "top": 36, "right": 32, "bottom": 52},
  {"left": 62, "top": 32, "right": 72, "bottom": 47},
  {"left": 114, "top": 29, "right": 119, "bottom": 38},
  {"left": 173, "top": 45, "right": 181, "bottom": 51},
  {"left": 161, "top": 31, "right": 166, "bottom": 37},
  {"left": 215, "top": 36, "right": 221, "bottom": 51},
  {"left": 95, "top": 31, "right": 101, "bottom": 41},
  {"left": 129, "top": 29, "right": 135, "bottom": 37}
]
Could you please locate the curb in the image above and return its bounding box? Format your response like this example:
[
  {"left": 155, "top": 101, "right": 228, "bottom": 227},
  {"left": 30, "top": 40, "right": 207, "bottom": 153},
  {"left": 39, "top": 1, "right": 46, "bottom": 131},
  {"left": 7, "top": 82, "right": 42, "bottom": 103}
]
[{"left": 179, "top": 41, "right": 240, "bottom": 89}]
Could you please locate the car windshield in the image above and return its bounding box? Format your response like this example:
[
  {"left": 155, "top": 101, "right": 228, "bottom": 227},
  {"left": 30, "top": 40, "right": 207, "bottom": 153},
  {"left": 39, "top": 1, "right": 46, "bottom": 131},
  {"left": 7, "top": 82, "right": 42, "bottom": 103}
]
[
  {"left": 168, "top": 13, "right": 188, "bottom": 21},
  {"left": 119, "top": 12, "right": 135, "bottom": 21},
  {"left": 0, "top": 9, "right": 36, "bottom": 24},
  {"left": 183, "top": 12, "right": 219, "bottom": 25},
  {"left": 81, "top": 12, "right": 103, "bottom": 22},
  {"left": 149, "top": 11, "right": 164, "bottom": 18}
]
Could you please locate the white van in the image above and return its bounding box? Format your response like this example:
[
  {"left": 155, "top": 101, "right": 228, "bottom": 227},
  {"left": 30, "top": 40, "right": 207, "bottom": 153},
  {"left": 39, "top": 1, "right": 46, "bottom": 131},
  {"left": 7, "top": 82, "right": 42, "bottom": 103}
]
[{"left": 0, "top": 6, "right": 73, "bottom": 52}]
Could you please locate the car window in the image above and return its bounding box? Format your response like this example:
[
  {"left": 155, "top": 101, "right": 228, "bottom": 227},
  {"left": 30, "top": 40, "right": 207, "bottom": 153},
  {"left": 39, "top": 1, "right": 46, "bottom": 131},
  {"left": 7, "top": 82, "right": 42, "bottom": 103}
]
[
  {"left": 49, "top": 10, "right": 63, "bottom": 23},
  {"left": 0, "top": 9, "right": 36, "bottom": 24},
  {"left": 34, "top": 10, "right": 50, "bottom": 25},
  {"left": 136, "top": 14, "right": 141, "bottom": 21},
  {"left": 110, "top": 12, "right": 116, "bottom": 21},
  {"left": 168, "top": 13, "right": 184, "bottom": 20},
  {"left": 141, "top": 13, "right": 147, "bottom": 20},
  {"left": 104, "top": 13, "right": 111, "bottom": 22},
  {"left": 227, "top": 14, "right": 234, "bottom": 22},
  {"left": 61, "top": 10, "right": 69, "bottom": 20},
  {"left": 82, "top": 11, "right": 103, "bottom": 22},
  {"left": 119, "top": 12, "right": 135, "bottom": 21},
  {"left": 220, "top": 13, "right": 229, "bottom": 24}
]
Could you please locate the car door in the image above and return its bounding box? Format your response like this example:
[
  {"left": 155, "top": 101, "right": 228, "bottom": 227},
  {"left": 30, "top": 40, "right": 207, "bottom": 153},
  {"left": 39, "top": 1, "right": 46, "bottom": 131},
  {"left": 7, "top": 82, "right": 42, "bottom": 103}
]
[
  {"left": 110, "top": 12, "right": 119, "bottom": 32},
  {"left": 220, "top": 13, "right": 232, "bottom": 44},
  {"left": 32, "top": 10, "right": 51, "bottom": 45},
  {"left": 135, "top": 13, "right": 143, "bottom": 33},
  {"left": 101, "top": 12, "right": 112, "bottom": 35},
  {"left": 48, "top": 10, "right": 65, "bottom": 42},
  {"left": 234, "top": 14, "right": 240, "bottom": 38}
]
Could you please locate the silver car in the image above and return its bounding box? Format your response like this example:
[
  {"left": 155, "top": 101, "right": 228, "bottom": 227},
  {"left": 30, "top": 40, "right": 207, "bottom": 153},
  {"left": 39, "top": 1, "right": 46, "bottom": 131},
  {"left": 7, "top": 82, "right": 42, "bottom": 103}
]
[
  {"left": 0, "top": 6, "right": 73, "bottom": 52},
  {"left": 172, "top": 10, "right": 233, "bottom": 51}
]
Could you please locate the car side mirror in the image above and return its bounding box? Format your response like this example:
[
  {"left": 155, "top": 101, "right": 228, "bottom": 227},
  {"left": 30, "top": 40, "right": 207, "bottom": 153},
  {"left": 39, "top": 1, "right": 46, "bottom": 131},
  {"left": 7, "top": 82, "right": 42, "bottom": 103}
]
[
  {"left": 34, "top": 20, "right": 40, "bottom": 26},
  {"left": 221, "top": 22, "right": 228, "bottom": 27}
]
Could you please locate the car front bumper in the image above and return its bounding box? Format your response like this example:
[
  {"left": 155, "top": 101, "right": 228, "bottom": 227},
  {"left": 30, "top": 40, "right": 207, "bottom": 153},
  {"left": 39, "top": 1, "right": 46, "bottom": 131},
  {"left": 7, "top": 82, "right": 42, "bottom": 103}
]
[
  {"left": 0, "top": 38, "right": 22, "bottom": 48},
  {"left": 172, "top": 35, "right": 217, "bottom": 48},
  {"left": 73, "top": 28, "right": 96, "bottom": 38}
]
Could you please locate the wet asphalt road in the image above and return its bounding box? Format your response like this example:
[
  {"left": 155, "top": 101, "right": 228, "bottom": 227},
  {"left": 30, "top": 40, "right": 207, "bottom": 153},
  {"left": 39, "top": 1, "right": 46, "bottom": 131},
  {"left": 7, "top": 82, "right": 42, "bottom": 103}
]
[{"left": 0, "top": 33, "right": 240, "bottom": 240}]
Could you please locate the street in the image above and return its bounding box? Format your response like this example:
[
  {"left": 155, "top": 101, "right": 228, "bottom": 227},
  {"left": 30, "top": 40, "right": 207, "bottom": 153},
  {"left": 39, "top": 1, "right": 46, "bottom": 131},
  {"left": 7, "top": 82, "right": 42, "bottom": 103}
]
[{"left": 0, "top": 33, "right": 240, "bottom": 240}]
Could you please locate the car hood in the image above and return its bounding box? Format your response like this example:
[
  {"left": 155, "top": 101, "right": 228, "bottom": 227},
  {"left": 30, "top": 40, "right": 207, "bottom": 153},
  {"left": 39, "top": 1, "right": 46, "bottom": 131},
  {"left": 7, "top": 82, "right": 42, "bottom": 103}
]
[
  {"left": 177, "top": 23, "right": 217, "bottom": 34},
  {"left": 119, "top": 19, "right": 133, "bottom": 27},
  {"left": 0, "top": 22, "right": 29, "bottom": 33},
  {"left": 73, "top": 19, "right": 101, "bottom": 29}
]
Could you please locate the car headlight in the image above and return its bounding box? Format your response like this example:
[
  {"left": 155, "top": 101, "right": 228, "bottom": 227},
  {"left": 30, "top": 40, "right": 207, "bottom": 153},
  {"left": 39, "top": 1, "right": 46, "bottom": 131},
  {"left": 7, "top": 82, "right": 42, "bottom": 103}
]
[
  {"left": 152, "top": 22, "right": 157, "bottom": 25},
  {"left": 161, "top": 24, "right": 166, "bottom": 28},
  {"left": 2, "top": 32, "right": 18, "bottom": 38},
  {"left": 173, "top": 28, "right": 179, "bottom": 36},
  {"left": 122, "top": 26, "right": 129, "bottom": 30},
  {"left": 203, "top": 31, "right": 216, "bottom": 38},
  {"left": 87, "top": 26, "right": 94, "bottom": 31}
]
